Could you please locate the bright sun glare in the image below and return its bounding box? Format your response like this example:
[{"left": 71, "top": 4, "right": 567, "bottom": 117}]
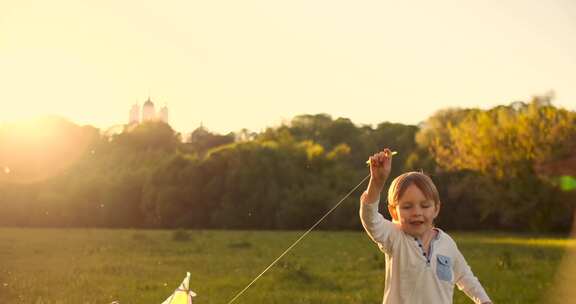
[{"left": 1, "top": 116, "right": 92, "bottom": 184}]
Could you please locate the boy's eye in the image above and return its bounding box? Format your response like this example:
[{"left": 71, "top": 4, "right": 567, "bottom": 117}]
[{"left": 400, "top": 205, "right": 412, "bottom": 209}]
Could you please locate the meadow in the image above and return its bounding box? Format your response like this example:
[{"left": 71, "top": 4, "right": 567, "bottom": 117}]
[{"left": 0, "top": 228, "right": 573, "bottom": 304}]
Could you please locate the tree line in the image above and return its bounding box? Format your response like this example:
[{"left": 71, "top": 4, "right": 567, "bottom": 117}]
[{"left": 1, "top": 96, "right": 574, "bottom": 232}]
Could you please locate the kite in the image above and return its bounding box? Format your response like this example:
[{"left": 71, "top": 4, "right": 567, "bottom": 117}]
[{"left": 161, "top": 272, "right": 197, "bottom": 304}]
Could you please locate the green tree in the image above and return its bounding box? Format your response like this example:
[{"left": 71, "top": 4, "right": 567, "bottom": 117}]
[
  {"left": 113, "top": 121, "right": 180, "bottom": 152},
  {"left": 187, "top": 126, "right": 235, "bottom": 156},
  {"left": 416, "top": 96, "right": 576, "bottom": 231}
]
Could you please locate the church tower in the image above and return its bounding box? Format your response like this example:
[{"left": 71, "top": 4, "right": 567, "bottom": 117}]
[
  {"left": 129, "top": 103, "right": 140, "bottom": 124},
  {"left": 159, "top": 104, "right": 169, "bottom": 124},
  {"left": 142, "top": 97, "right": 156, "bottom": 122}
]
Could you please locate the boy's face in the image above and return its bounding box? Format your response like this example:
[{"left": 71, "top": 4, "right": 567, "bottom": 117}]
[{"left": 388, "top": 183, "right": 440, "bottom": 238}]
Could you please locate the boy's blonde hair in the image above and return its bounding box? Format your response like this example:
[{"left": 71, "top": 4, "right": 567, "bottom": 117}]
[{"left": 387, "top": 171, "right": 441, "bottom": 208}]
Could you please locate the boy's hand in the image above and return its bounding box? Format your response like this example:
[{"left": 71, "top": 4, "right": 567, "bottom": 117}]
[
  {"left": 361, "top": 148, "right": 394, "bottom": 204},
  {"left": 368, "top": 148, "right": 393, "bottom": 190},
  {"left": 366, "top": 148, "right": 394, "bottom": 201}
]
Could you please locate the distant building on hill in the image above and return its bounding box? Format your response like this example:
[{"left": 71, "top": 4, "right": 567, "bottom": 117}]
[
  {"left": 129, "top": 97, "right": 169, "bottom": 125},
  {"left": 129, "top": 104, "right": 140, "bottom": 124}
]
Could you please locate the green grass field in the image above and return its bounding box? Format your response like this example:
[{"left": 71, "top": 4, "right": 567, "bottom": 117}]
[{"left": 0, "top": 228, "right": 573, "bottom": 304}]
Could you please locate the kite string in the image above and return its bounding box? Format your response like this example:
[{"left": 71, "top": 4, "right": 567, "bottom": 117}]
[{"left": 225, "top": 174, "right": 371, "bottom": 304}]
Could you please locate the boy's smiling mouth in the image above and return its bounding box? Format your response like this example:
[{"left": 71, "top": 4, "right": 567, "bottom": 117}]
[{"left": 409, "top": 220, "right": 425, "bottom": 225}]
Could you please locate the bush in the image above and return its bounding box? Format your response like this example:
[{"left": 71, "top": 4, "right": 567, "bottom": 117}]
[{"left": 171, "top": 229, "right": 191, "bottom": 241}]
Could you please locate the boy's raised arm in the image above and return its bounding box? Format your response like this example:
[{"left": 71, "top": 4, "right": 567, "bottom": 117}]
[{"left": 360, "top": 149, "right": 400, "bottom": 252}]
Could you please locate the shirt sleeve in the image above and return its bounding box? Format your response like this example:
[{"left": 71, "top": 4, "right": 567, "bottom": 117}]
[
  {"left": 453, "top": 248, "right": 492, "bottom": 304},
  {"left": 359, "top": 191, "right": 401, "bottom": 254}
]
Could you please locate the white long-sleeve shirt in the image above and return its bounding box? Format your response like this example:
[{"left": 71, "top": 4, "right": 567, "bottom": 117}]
[{"left": 360, "top": 194, "right": 491, "bottom": 304}]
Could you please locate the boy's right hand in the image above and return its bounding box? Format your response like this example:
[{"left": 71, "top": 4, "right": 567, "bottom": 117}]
[{"left": 368, "top": 148, "right": 393, "bottom": 190}]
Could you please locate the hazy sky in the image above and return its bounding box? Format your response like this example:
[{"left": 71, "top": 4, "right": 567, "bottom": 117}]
[{"left": 1, "top": 0, "right": 575, "bottom": 134}]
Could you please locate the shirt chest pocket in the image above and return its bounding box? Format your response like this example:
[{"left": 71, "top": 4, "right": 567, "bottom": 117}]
[{"left": 436, "top": 254, "right": 452, "bottom": 282}]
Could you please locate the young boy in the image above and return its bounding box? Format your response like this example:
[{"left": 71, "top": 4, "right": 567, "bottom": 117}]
[{"left": 360, "top": 149, "right": 492, "bottom": 304}]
